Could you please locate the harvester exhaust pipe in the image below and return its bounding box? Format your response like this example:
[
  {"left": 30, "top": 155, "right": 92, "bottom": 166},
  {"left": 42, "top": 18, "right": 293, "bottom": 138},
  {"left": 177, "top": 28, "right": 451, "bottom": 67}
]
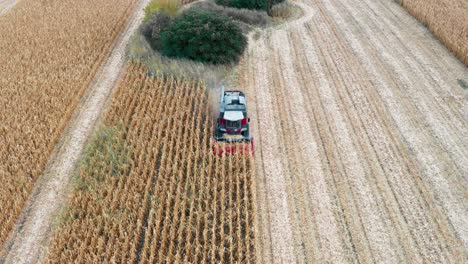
[{"left": 220, "top": 84, "right": 225, "bottom": 105}]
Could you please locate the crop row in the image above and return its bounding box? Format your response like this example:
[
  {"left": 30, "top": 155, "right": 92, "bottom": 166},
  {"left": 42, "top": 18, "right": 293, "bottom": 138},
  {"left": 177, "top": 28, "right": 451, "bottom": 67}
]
[
  {"left": 0, "top": 0, "right": 139, "bottom": 245},
  {"left": 45, "top": 63, "right": 256, "bottom": 263}
]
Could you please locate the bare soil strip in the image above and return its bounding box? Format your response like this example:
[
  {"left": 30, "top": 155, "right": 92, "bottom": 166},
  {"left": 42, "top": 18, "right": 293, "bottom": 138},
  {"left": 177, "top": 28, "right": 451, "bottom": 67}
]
[
  {"left": 1, "top": 0, "right": 149, "bottom": 262},
  {"left": 0, "top": 0, "right": 16, "bottom": 15},
  {"left": 241, "top": 0, "right": 467, "bottom": 262}
]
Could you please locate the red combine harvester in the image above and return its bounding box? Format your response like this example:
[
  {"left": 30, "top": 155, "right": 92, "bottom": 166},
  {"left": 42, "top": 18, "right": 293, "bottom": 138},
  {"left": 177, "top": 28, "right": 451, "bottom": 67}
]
[{"left": 212, "top": 87, "right": 254, "bottom": 156}]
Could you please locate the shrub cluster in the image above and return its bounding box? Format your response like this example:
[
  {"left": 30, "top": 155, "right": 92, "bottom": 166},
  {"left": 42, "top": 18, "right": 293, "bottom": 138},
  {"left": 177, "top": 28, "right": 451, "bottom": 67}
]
[
  {"left": 191, "top": 1, "right": 269, "bottom": 26},
  {"left": 215, "top": 0, "right": 285, "bottom": 11},
  {"left": 215, "top": 0, "right": 267, "bottom": 11},
  {"left": 160, "top": 9, "right": 247, "bottom": 64},
  {"left": 140, "top": 12, "right": 172, "bottom": 51},
  {"left": 141, "top": 1, "right": 255, "bottom": 65},
  {"left": 270, "top": 1, "right": 292, "bottom": 18}
]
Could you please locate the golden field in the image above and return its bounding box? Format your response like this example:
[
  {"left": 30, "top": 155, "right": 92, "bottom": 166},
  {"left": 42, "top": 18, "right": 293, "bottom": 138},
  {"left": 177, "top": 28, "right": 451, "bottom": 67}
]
[
  {"left": 0, "top": 0, "right": 138, "bottom": 245},
  {"left": 45, "top": 63, "right": 256, "bottom": 263}
]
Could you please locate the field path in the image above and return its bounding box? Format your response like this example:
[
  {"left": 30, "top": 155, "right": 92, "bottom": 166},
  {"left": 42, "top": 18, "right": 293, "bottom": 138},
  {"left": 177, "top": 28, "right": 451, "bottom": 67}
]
[
  {"left": 0, "top": 0, "right": 16, "bottom": 15},
  {"left": 1, "top": 0, "right": 149, "bottom": 262},
  {"left": 241, "top": 0, "right": 467, "bottom": 262}
]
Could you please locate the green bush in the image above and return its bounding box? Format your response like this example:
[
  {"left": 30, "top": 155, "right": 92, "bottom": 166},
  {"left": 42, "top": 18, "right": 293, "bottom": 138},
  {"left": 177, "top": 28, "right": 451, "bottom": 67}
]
[
  {"left": 160, "top": 9, "right": 247, "bottom": 64},
  {"left": 191, "top": 1, "right": 269, "bottom": 26},
  {"left": 215, "top": 0, "right": 267, "bottom": 11},
  {"left": 215, "top": 0, "right": 286, "bottom": 11},
  {"left": 140, "top": 12, "right": 172, "bottom": 51}
]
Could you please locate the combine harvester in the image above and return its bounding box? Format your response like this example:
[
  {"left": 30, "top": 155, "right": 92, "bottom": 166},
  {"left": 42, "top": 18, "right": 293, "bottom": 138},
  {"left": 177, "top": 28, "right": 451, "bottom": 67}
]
[{"left": 212, "top": 87, "right": 254, "bottom": 156}]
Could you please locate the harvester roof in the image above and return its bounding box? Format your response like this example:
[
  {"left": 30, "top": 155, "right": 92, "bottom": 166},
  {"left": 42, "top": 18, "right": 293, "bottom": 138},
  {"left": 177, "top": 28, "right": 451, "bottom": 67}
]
[{"left": 221, "top": 91, "right": 247, "bottom": 112}]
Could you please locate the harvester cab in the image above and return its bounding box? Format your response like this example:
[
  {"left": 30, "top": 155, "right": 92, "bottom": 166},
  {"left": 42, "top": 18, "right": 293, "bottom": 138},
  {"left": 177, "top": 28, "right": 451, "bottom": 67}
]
[{"left": 213, "top": 87, "right": 254, "bottom": 156}]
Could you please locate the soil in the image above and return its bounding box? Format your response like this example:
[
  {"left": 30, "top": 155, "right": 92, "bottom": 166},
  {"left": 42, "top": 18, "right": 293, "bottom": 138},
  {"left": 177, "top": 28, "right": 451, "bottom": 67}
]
[
  {"left": 241, "top": 0, "right": 467, "bottom": 262},
  {"left": 0, "top": 0, "right": 150, "bottom": 262}
]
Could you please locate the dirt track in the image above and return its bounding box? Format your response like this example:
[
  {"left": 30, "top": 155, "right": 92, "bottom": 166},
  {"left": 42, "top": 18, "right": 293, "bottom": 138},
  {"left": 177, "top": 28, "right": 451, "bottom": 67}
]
[
  {"left": 241, "top": 0, "right": 467, "bottom": 262},
  {"left": 1, "top": 0, "right": 149, "bottom": 262}
]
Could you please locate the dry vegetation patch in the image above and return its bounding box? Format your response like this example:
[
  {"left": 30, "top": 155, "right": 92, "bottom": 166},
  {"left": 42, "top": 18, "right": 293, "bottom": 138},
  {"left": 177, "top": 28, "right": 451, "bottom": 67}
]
[
  {"left": 400, "top": 0, "right": 468, "bottom": 65},
  {"left": 45, "top": 64, "right": 256, "bottom": 263},
  {"left": 0, "top": 0, "right": 138, "bottom": 245}
]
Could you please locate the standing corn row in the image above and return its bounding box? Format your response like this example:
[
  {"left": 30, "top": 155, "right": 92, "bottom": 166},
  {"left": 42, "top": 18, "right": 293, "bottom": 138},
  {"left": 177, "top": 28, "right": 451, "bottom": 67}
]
[
  {"left": 0, "top": 0, "right": 139, "bottom": 246},
  {"left": 45, "top": 63, "right": 256, "bottom": 263}
]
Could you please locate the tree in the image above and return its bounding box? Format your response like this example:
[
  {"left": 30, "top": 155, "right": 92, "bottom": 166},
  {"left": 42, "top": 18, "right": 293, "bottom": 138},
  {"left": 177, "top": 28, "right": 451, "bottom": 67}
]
[
  {"left": 160, "top": 9, "right": 247, "bottom": 64},
  {"left": 267, "top": 0, "right": 273, "bottom": 15}
]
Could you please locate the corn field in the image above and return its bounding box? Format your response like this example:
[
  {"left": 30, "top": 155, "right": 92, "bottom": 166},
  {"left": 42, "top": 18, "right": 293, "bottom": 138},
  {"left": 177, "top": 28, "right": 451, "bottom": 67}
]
[
  {"left": 45, "top": 63, "right": 256, "bottom": 263},
  {"left": 0, "top": 0, "right": 139, "bottom": 245},
  {"left": 400, "top": 0, "right": 468, "bottom": 65}
]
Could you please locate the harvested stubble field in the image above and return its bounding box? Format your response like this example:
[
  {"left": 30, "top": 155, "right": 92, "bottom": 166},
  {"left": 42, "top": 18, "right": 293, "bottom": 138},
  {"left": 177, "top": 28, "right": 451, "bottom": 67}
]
[
  {"left": 400, "top": 0, "right": 468, "bottom": 65},
  {"left": 45, "top": 63, "right": 256, "bottom": 263},
  {"left": 242, "top": 0, "right": 467, "bottom": 262},
  {"left": 0, "top": 0, "right": 138, "bottom": 246}
]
